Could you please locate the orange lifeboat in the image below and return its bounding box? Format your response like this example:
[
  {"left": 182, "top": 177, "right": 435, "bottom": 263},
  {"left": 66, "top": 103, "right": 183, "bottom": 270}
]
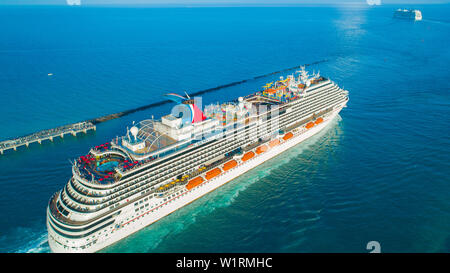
[
  {"left": 297, "top": 83, "right": 305, "bottom": 89},
  {"left": 186, "top": 176, "right": 204, "bottom": 190},
  {"left": 306, "top": 122, "right": 315, "bottom": 129},
  {"left": 315, "top": 117, "right": 323, "bottom": 125},
  {"left": 223, "top": 160, "right": 237, "bottom": 171},
  {"left": 242, "top": 151, "right": 255, "bottom": 162},
  {"left": 269, "top": 139, "right": 280, "bottom": 148},
  {"left": 256, "top": 145, "right": 268, "bottom": 154},
  {"left": 205, "top": 168, "right": 222, "bottom": 180},
  {"left": 283, "top": 132, "right": 293, "bottom": 141}
]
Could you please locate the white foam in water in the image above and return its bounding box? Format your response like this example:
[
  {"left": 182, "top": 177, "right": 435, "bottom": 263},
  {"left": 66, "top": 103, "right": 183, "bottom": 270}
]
[
  {"left": 1, "top": 226, "right": 50, "bottom": 253},
  {"left": 17, "top": 232, "right": 50, "bottom": 253},
  {"left": 104, "top": 115, "right": 342, "bottom": 253}
]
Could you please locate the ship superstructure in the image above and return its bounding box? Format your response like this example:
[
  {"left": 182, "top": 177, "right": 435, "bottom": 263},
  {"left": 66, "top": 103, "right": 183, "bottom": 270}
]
[
  {"left": 394, "top": 8, "right": 422, "bottom": 21},
  {"left": 46, "top": 67, "right": 349, "bottom": 252}
]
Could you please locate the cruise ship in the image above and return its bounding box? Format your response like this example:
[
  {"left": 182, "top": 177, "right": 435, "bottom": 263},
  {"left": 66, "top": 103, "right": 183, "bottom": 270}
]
[
  {"left": 394, "top": 8, "right": 422, "bottom": 21},
  {"left": 46, "top": 67, "right": 349, "bottom": 253}
]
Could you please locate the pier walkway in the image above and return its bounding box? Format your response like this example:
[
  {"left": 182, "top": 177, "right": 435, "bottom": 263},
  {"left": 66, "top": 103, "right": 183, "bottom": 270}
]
[{"left": 0, "top": 121, "right": 96, "bottom": 155}]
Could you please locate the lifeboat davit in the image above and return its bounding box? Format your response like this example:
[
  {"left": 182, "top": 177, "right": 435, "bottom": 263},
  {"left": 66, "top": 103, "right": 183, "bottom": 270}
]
[
  {"left": 242, "top": 151, "right": 255, "bottom": 162},
  {"left": 269, "top": 138, "right": 280, "bottom": 148},
  {"left": 223, "top": 160, "right": 238, "bottom": 171},
  {"left": 205, "top": 168, "right": 222, "bottom": 180},
  {"left": 256, "top": 144, "right": 268, "bottom": 154},
  {"left": 283, "top": 132, "right": 293, "bottom": 141},
  {"left": 306, "top": 122, "right": 315, "bottom": 129},
  {"left": 186, "top": 176, "right": 204, "bottom": 190}
]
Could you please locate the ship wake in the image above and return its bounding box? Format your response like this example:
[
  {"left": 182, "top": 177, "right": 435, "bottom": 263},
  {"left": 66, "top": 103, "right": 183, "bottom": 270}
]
[{"left": 1, "top": 226, "right": 50, "bottom": 253}]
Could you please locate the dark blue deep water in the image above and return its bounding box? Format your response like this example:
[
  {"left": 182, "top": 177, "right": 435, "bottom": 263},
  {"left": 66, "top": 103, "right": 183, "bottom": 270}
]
[{"left": 0, "top": 5, "right": 449, "bottom": 253}]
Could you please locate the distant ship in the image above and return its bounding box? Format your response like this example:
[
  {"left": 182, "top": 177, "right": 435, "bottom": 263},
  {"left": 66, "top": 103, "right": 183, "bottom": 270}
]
[
  {"left": 46, "top": 67, "right": 349, "bottom": 252},
  {"left": 394, "top": 9, "right": 422, "bottom": 21}
]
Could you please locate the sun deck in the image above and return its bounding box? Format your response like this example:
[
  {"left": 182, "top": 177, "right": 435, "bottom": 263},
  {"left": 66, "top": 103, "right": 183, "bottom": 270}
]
[
  {"left": 72, "top": 72, "right": 330, "bottom": 186},
  {"left": 76, "top": 145, "right": 123, "bottom": 185}
]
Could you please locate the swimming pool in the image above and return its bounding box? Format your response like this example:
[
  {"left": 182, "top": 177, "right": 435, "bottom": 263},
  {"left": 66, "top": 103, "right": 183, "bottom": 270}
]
[{"left": 97, "top": 161, "right": 119, "bottom": 172}]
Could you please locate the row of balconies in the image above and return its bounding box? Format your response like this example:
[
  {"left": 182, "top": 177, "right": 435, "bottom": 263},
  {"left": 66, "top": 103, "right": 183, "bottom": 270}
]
[
  {"left": 290, "top": 85, "right": 339, "bottom": 113},
  {"left": 62, "top": 122, "right": 261, "bottom": 215},
  {"left": 287, "top": 93, "right": 345, "bottom": 124},
  {"left": 280, "top": 91, "right": 345, "bottom": 127},
  {"left": 100, "top": 136, "right": 253, "bottom": 209}
]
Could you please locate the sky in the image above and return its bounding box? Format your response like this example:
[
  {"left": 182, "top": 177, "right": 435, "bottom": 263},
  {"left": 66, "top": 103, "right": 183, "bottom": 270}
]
[{"left": 1, "top": 0, "right": 449, "bottom": 6}]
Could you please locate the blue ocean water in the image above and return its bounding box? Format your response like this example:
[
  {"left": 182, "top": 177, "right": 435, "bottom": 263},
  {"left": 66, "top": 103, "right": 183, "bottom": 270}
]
[{"left": 0, "top": 4, "right": 449, "bottom": 253}]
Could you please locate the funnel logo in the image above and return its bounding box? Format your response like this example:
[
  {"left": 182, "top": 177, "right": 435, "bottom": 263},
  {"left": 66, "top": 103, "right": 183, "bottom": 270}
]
[{"left": 67, "top": 0, "right": 81, "bottom": 5}]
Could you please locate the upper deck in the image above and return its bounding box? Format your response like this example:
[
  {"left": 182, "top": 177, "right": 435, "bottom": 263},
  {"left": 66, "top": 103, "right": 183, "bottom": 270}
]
[{"left": 71, "top": 68, "right": 329, "bottom": 187}]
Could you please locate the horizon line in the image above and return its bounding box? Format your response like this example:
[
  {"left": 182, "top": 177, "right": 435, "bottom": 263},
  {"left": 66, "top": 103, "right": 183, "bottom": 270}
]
[{"left": 0, "top": 2, "right": 448, "bottom": 7}]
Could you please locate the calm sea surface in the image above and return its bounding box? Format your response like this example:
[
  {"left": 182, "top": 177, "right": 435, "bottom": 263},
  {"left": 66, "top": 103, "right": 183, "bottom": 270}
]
[{"left": 0, "top": 4, "right": 449, "bottom": 253}]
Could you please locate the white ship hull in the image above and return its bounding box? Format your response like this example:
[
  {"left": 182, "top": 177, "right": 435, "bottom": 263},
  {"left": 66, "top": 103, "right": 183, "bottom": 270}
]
[{"left": 48, "top": 103, "right": 345, "bottom": 253}]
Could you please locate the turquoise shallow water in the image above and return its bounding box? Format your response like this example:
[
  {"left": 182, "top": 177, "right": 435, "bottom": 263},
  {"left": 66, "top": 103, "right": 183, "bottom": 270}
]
[{"left": 0, "top": 5, "right": 449, "bottom": 253}]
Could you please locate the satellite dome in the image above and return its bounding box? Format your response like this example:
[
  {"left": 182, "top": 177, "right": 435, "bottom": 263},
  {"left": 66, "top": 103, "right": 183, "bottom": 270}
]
[{"left": 130, "top": 126, "right": 139, "bottom": 137}]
